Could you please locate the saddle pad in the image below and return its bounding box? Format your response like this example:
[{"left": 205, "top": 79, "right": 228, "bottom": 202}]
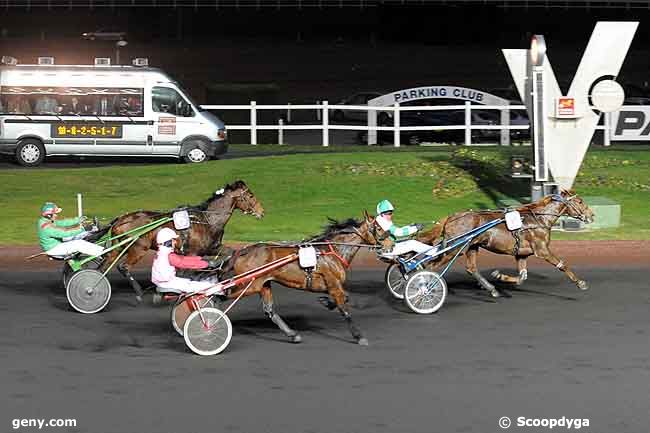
[
  {"left": 298, "top": 247, "right": 318, "bottom": 268},
  {"left": 173, "top": 210, "right": 191, "bottom": 230},
  {"left": 505, "top": 210, "right": 523, "bottom": 231}
]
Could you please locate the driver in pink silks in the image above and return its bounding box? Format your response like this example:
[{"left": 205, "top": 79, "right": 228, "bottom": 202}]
[{"left": 151, "top": 227, "right": 225, "bottom": 295}]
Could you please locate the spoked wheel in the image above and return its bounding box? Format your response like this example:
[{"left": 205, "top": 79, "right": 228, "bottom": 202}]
[
  {"left": 62, "top": 258, "right": 103, "bottom": 289},
  {"left": 385, "top": 263, "right": 407, "bottom": 299},
  {"left": 66, "top": 269, "right": 111, "bottom": 314},
  {"left": 183, "top": 307, "right": 232, "bottom": 356},
  {"left": 403, "top": 270, "right": 447, "bottom": 314},
  {"left": 171, "top": 296, "right": 215, "bottom": 336}
]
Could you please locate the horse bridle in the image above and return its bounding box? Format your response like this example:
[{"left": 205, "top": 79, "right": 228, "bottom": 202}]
[
  {"left": 550, "top": 194, "right": 589, "bottom": 222},
  {"left": 233, "top": 189, "right": 258, "bottom": 216}
]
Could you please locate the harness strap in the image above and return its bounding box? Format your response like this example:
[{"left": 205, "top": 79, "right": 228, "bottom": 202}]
[
  {"left": 321, "top": 242, "right": 350, "bottom": 269},
  {"left": 512, "top": 229, "right": 522, "bottom": 256}
]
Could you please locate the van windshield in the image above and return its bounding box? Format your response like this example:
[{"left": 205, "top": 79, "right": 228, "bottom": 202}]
[{"left": 173, "top": 82, "right": 204, "bottom": 111}]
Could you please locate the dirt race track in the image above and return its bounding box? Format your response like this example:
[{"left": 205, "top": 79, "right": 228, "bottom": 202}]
[{"left": 1, "top": 243, "right": 649, "bottom": 433}]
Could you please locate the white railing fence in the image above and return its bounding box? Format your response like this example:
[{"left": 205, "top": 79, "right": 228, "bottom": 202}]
[{"left": 201, "top": 101, "right": 612, "bottom": 147}]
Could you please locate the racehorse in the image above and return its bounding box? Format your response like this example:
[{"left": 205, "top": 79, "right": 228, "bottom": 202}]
[
  {"left": 416, "top": 190, "right": 594, "bottom": 297},
  {"left": 220, "top": 212, "right": 385, "bottom": 346},
  {"left": 98, "top": 180, "right": 264, "bottom": 299}
]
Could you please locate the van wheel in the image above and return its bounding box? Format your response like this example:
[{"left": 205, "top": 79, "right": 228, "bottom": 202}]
[
  {"left": 183, "top": 146, "right": 208, "bottom": 163},
  {"left": 16, "top": 139, "right": 46, "bottom": 167}
]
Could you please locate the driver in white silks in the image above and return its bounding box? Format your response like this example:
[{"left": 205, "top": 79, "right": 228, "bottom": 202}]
[
  {"left": 151, "top": 227, "right": 225, "bottom": 295},
  {"left": 375, "top": 199, "right": 436, "bottom": 258}
]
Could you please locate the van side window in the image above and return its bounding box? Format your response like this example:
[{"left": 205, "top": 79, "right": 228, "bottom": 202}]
[
  {"left": 0, "top": 87, "right": 144, "bottom": 117},
  {"left": 152, "top": 87, "right": 193, "bottom": 117},
  {"left": 0, "top": 93, "right": 33, "bottom": 115}
]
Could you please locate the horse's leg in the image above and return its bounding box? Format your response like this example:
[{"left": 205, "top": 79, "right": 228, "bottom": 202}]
[
  {"left": 491, "top": 256, "right": 529, "bottom": 285},
  {"left": 534, "top": 244, "right": 588, "bottom": 290},
  {"left": 329, "top": 284, "right": 368, "bottom": 346},
  {"left": 117, "top": 245, "right": 150, "bottom": 302},
  {"left": 465, "top": 246, "right": 500, "bottom": 297},
  {"left": 260, "top": 282, "right": 302, "bottom": 343}
]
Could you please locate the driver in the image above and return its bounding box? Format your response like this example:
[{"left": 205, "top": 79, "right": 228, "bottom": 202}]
[
  {"left": 152, "top": 227, "right": 225, "bottom": 295},
  {"left": 37, "top": 202, "right": 104, "bottom": 258},
  {"left": 375, "top": 199, "right": 435, "bottom": 258}
]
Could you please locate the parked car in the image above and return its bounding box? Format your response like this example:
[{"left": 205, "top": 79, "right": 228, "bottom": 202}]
[
  {"left": 357, "top": 109, "right": 453, "bottom": 145},
  {"left": 446, "top": 108, "right": 530, "bottom": 143},
  {"left": 330, "top": 92, "right": 392, "bottom": 124}
]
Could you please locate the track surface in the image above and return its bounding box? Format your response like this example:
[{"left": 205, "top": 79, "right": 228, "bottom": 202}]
[{"left": 1, "top": 266, "right": 649, "bottom": 433}]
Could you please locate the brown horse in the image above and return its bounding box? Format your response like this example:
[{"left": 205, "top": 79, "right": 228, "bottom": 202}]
[
  {"left": 220, "top": 212, "right": 385, "bottom": 346},
  {"left": 99, "top": 180, "right": 264, "bottom": 299},
  {"left": 417, "top": 190, "right": 595, "bottom": 297}
]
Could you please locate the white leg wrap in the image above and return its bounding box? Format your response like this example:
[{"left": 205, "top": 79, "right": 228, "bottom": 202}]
[{"left": 519, "top": 269, "right": 528, "bottom": 282}]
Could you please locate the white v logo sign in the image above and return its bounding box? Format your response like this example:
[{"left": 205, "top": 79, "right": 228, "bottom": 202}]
[{"left": 503, "top": 21, "right": 638, "bottom": 189}]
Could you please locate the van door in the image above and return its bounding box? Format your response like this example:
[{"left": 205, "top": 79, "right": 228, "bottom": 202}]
[{"left": 151, "top": 86, "right": 199, "bottom": 156}]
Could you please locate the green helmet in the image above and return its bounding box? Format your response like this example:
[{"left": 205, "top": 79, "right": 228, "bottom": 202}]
[
  {"left": 376, "top": 199, "right": 394, "bottom": 215},
  {"left": 41, "top": 202, "right": 62, "bottom": 217}
]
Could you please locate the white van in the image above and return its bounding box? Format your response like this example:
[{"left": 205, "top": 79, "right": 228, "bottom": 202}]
[{"left": 0, "top": 58, "right": 227, "bottom": 166}]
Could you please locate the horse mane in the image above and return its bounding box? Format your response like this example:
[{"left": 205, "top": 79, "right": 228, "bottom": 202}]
[
  {"left": 309, "top": 217, "right": 361, "bottom": 241},
  {"left": 224, "top": 180, "right": 248, "bottom": 192},
  {"left": 182, "top": 180, "right": 249, "bottom": 211}
]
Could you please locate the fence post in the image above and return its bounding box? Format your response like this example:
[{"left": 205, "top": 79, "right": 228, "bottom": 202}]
[
  {"left": 464, "top": 101, "right": 472, "bottom": 146},
  {"left": 322, "top": 100, "right": 329, "bottom": 147},
  {"left": 500, "top": 106, "right": 510, "bottom": 146},
  {"left": 604, "top": 112, "right": 611, "bottom": 147},
  {"left": 316, "top": 100, "right": 322, "bottom": 121},
  {"left": 77, "top": 193, "right": 83, "bottom": 219},
  {"left": 393, "top": 103, "right": 400, "bottom": 147},
  {"left": 278, "top": 118, "right": 284, "bottom": 145},
  {"left": 287, "top": 102, "right": 292, "bottom": 124},
  {"left": 250, "top": 100, "right": 257, "bottom": 145}
]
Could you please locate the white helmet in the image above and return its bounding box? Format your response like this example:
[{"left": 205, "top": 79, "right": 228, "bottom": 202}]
[{"left": 156, "top": 227, "right": 179, "bottom": 245}]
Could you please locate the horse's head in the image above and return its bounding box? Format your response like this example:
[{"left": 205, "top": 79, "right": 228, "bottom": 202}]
[
  {"left": 361, "top": 210, "right": 390, "bottom": 248},
  {"left": 553, "top": 190, "right": 594, "bottom": 224},
  {"left": 222, "top": 180, "right": 265, "bottom": 219}
]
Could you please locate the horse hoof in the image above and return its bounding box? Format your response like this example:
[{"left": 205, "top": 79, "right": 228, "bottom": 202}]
[
  {"left": 290, "top": 334, "right": 302, "bottom": 344},
  {"left": 357, "top": 338, "right": 369, "bottom": 346},
  {"left": 490, "top": 290, "right": 501, "bottom": 298},
  {"left": 318, "top": 296, "right": 337, "bottom": 310},
  {"left": 577, "top": 280, "right": 589, "bottom": 291},
  {"left": 490, "top": 270, "right": 502, "bottom": 280},
  {"left": 135, "top": 295, "right": 143, "bottom": 304}
]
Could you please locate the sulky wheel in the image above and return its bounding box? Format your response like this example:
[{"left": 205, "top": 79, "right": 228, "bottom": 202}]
[
  {"left": 183, "top": 307, "right": 232, "bottom": 356},
  {"left": 66, "top": 269, "right": 111, "bottom": 314},
  {"left": 385, "top": 263, "right": 407, "bottom": 300},
  {"left": 171, "top": 297, "right": 215, "bottom": 336},
  {"left": 403, "top": 270, "right": 447, "bottom": 314},
  {"left": 62, "top": 257, "right": 103, "bottom": 289}
]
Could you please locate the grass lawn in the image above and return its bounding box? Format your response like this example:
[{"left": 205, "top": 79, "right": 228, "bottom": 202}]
[{"left": 1, "top": 144, "right": 649, "bottom": 245}]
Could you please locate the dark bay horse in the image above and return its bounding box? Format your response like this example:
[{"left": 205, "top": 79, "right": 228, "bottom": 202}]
[
  {"left": 417, "top": 190, "right": 595, "bottom": 297},
  {"left": 221, "top": 212, "right": 385, "bottom": 346},
  {"left": 99, "top": 180, "right": 264, "bottom": 299}
]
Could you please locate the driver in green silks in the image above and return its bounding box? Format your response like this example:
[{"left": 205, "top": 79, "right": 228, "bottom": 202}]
[
  {"left": 37, "top": 202, "right": 104, "bottom": 258},
  {"left": 375, "top": 199, "right": 435, "bottom": 258}
]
